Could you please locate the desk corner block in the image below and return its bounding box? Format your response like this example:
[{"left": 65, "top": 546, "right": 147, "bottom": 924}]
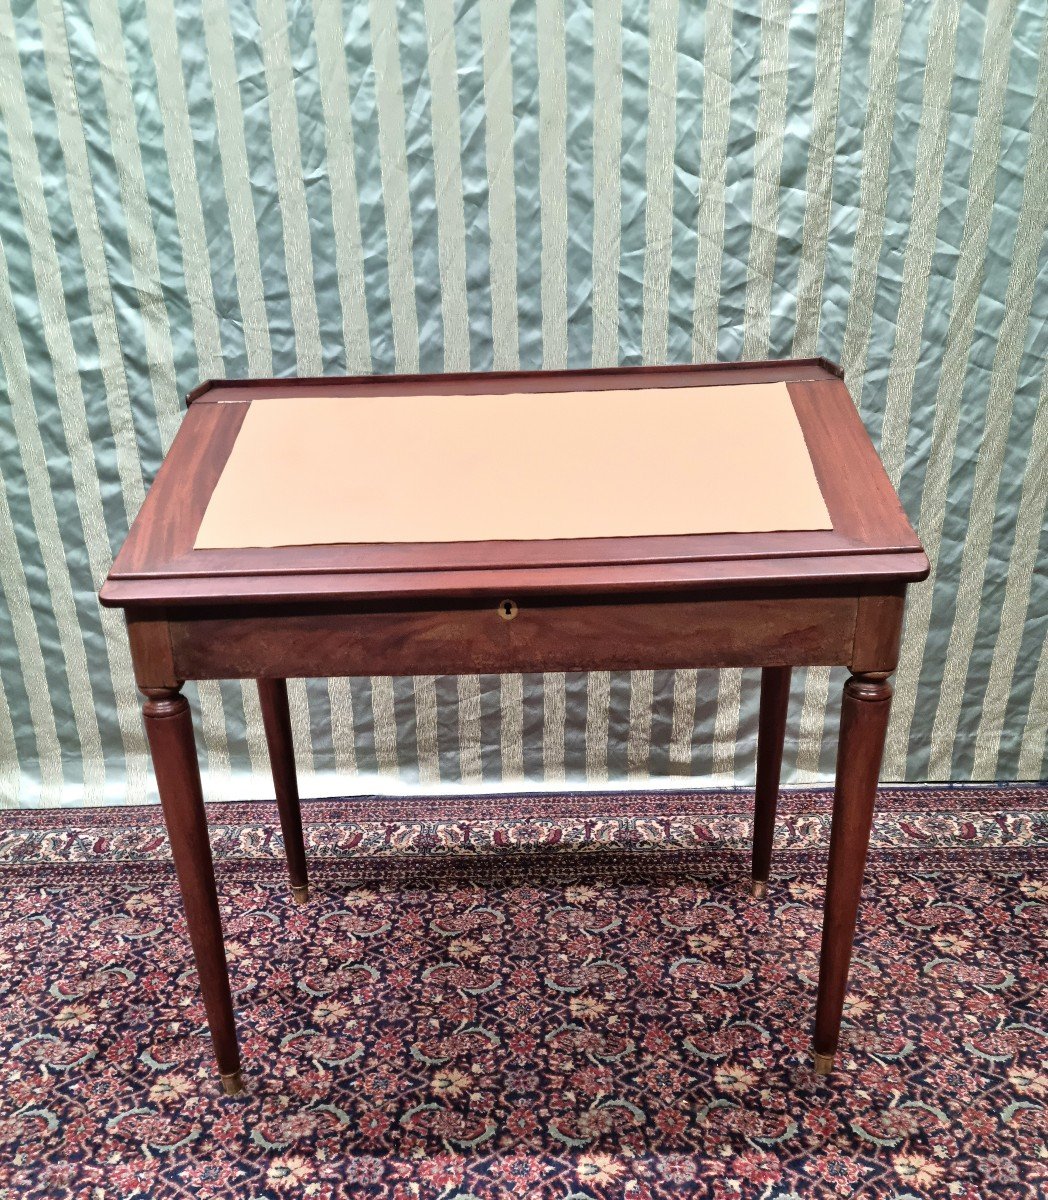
[
  {"left": 127, "top": 611, "right": 180, "bottom": 693},
  {"left": 851, "top": 590, "right": 906, "bottom": 676}
]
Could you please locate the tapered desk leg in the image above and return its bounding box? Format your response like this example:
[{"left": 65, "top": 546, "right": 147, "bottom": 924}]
[
  {"left": 258, "top": 678, "right": 309, "bottom": 904},
  {"left": 143, "top": 687, "right": 243, "bottom": 1095},
  {"left": 751, "top": 666, "right": 791, "bottom": 898},
  {"left": 813, "top": 672, "right": 892, "bottom": 1077}
]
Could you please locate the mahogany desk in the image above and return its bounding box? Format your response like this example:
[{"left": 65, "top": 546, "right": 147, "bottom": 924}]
[{"left": 100, "top": 358, "right": 928, "bottom": 1096}]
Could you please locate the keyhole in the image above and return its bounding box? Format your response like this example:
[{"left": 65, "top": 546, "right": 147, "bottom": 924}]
[{"left": 499, "top": 599, "right": 518, "bottom": 621}]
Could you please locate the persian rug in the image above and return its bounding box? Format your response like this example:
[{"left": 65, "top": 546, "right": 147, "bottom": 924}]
[{"left": 0, "top": 785, "right": 1045, "bottom": 1199}]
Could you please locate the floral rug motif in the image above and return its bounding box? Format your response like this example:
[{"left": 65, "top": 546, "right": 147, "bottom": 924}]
[{"left": 0, "top": 786, "right": 1045, "bottom": 1198}]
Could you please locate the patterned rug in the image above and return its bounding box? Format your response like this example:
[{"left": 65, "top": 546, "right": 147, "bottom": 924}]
[{"left": 0, "top": 786, "right": 1045, "bottom": 1199}]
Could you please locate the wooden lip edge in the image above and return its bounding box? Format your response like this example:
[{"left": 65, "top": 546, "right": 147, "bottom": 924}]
[
  {"left": 99, "top": 550, "right": 931, "bottom": 608},
  {"left": 184, "top": 356, "right": 844, "bottom": 405},
  {"left": 107, "top": 538, "right": 924, "bottom": 584}
]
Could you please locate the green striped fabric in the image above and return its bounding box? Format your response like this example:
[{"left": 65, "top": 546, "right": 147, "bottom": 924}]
[{"left": 0, "top": 0, "right": 1045, "bottom": 806}]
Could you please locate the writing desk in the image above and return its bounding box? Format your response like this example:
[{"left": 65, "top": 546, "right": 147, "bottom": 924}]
[{"left": 100, "top": 358, "right": 928, "bottom": 1095}]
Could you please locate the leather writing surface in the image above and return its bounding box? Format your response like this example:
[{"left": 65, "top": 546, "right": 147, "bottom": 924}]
[{"left": 193, "top": 383, "right": 832, "bottom": 548}]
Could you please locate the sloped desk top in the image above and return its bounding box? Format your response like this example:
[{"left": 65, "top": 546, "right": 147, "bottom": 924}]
[{"left": 100, "top": 358, "right": 927, "bottom": 608}]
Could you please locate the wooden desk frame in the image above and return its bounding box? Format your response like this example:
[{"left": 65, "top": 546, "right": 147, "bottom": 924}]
[{"left": 100, "top": 359, "right": 928, "bottom": 1095}]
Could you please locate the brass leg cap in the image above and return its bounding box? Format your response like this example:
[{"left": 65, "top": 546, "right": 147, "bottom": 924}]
[
  {"left": 749, "top": 879, "right": 769, "bottom": 900},
  {"left": 813, "top": 1052, "right": 835, "bottom": 1077},
  {"left": 220, "top": 1070, "right": 245, "bottom": 1096},
  {"left": 291, "top": 884, "right": 310, "bottom": 905}
]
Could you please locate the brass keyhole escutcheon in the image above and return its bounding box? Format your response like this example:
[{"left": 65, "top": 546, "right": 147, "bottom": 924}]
[{"left": 498, "top": 599, "right": 518, "bottom": 621}]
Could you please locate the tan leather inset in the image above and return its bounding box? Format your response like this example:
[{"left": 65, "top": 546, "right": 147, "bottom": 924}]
[{"left": 194, "top": 383, "right": 832, "bottom": 548}]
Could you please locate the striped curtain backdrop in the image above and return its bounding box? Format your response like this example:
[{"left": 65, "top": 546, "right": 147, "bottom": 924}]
[{"left": 0, "top": 0, "right": 1045, "bottom": 807}]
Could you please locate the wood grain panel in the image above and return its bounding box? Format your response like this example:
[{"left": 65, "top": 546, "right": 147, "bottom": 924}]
[{"left": 167, "top": 594, "right": 858, "bottom": 683}]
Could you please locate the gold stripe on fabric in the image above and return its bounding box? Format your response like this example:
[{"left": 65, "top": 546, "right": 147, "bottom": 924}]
[
  {"left": 328, "top": 678, "right": 359, "bottom": 777},
  {"left": 256, "top": 0, "right": 324, "bottom": 375},
  {"left": 279, "top": 695, "right": 317, "bottom": 786},
  {"left": 0, "top": 665, "right": 20, "bottom": 806},
  {"left": 234, "top": 676, "right": 270, "bottom": 782},
  {"left": 886, "top": 0, "right": 1023, "bottom": 779},
  {"left": 323, "top": 678, "right": 357, "bottom": 779},
  {"left": 839, "top": 0, "right": 903, "bottom": 412},
  {"left": 371, "top": 675, "right": 400, "bottom": 777},
  {"left": 424, "top": 0, "right": 471, "bottom": 372},
  {"left": 627, "top": 669, "right": 655, "bottom": 778},
  {"left": 414, "top": 675, "right": 440, "bottom": 785},
  {"left": 740, "top": 0, "right": 790, "bottom": 361},
  {"left": 479, "top": 0, "right": 520, "bottom": 371},
  {"left": 1017, "top": 636, "right": 1048, "bottom": 781},
  {"left": 143, "top": 0, "right": 224, "bottom": 376},
  {"left": 792, "top": 0, "right": 845, "bottom": 355},
  {"left": 500, "top": 673, "right": 525, "bottom": 780},
  {"left": 691, "top": 0, "right": 733, "bottom": 362},
  {"left": 536, "top": 0, "right": 568, "bottom": 370},
  {"left": 585, "top": 669, "right": 611, "bottom": 782},
  {"left": 184, "top": 683, "right": 233, "bottom": 793},
  {"left": 878, "top": 0, "right": 963, "bottom": 489},
  {"left": 973, "top": 374, "right": 1048, "bottom": 778},
  {"left": 457, "top": 675, "right": 484, "bottom": 784},
  {"left": 711, "top": 668, "right": 742, "bottom": 784},
  {"left": 795, "top": 670, "right": 832, "bottom": 784},
  {"left": 640, "top": 0, "right": 680, "bottom": 366},
  {"left": 200, "top": 0, "right": 274, "bottom": 375},
  {"left": 689, "top": 0, "right": 735, "bottom": 775},
  {"left": 368, "top": 0, "right": 420, "bottom": 372},
  {"left": 312, "top": 0, "right": 373, "bottom": 374},
  {"left": 591, "top": 0, "right": 622, "bottom": 368},
  {"left": 543, "top": 671, "right": 567, "bottom": 782},
  {"left": 0, "top": 465, "right": 63, "bottom": 805},
  {"left": 667, "top": 669, "right": 698, "bottom": 775}
]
